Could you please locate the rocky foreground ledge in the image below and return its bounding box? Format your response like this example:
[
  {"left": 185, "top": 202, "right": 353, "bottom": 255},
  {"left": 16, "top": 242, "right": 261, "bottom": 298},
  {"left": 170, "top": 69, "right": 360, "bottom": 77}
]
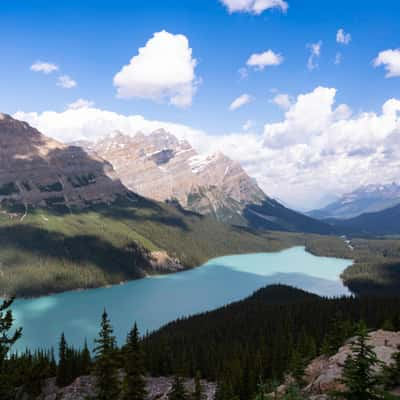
[
  {"left": 273, "top": 329, "right": 400, "bottom": 399},
  {"left": 17, "top": 376, "right": 216, "bottom": 400},
  {"left": 304, "top": 330, "right": 400, "bottom": 396}
]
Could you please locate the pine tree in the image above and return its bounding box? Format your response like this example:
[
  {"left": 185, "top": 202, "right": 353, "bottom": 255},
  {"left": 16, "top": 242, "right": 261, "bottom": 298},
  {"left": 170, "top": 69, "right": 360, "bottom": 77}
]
[
  {"left": 321, "top": 313, "right": 354, "bottom": 356},
  {"left": 0, "top": 297, "right": 22, "bottom": 400},
  {"left": 215, "top": 379, "right": 237, "bottom": 400},
  {"left": 93, "top": 309, "right": 121, "bottom": 400},
  {"left": 169, "top": 376, "right": 187, "bottom": 400},
  {"left": 56, "top": 333, "right": 68, "bottom": 387},
  {"left": 289, "top": 349, "right": 306, "bottom": 386},
  {"left": 253, "top": 380, "right": 268, "bottom": 400},
  {"left": 383, "top": 347, "right": 400, "bottom": 390},
  {"left": 80, "top": 339, "right": 92, "bottom": 376},
  {"left": 281, "top": 384, "right": 305, "bottom": 400},
  {"left": 193, "top": 371, "right": 204, "bottom": 400},
  {"left": 339, "top": 322, "right": 383, "bottom": 400},
  {"left": 123, "top": 323, "right": 147, "bottom": 400}
]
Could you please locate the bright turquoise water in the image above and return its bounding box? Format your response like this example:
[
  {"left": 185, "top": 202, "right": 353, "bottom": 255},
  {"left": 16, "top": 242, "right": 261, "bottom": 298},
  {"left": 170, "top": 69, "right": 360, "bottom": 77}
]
[{"left": 11, "top": 246, "right": 352, "bottom": 352}]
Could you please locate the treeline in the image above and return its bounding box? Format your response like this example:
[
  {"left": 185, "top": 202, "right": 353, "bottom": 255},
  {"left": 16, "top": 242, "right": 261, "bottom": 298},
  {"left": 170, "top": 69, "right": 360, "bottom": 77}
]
[
  {"left": 305, "top": 235, "right": 400, "bottom": 296},
  {"left": 143, "top": 285, "right": 400, "bottom": 399},
  {"left": 1, "top": 285, "right": 400, "bottom": 399}
]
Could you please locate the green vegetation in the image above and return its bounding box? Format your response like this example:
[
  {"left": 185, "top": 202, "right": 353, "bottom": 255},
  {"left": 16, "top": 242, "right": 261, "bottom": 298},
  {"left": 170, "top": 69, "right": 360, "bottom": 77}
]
[
  {"left": 169, "top": 376, "right": 188, "bottom": 400},
  {"left": 338, "top": 322, "right": 383, "bottom": 400},
  {"left": 38, "top": 182, "right": 63, "bottom": 193},
  {"left": 1, "top": 285, "right": 400, "bottom": 399},
  {"left": 0, "top": 197, "right": 305, "bottom": 297},
  {"left": 123, "top": 323, "right": 146, "bottom": 400},
  {"left": 305, "top": 235, "right": 400, "bottom": 296},
  {"left": 0, "top": 298, "right": 22, "bottom": 400},
  {"left": 93, "top": 310, "right": 121, "bottom": 400},
  {"left": 142, "top": 285, "right": 400, "bottom": 399},
  {"left": 0, "top": 182, "right": 19, "bottom": 196},
  {"left": 1, "top": 191, "right": 400, "bottom": 299}
]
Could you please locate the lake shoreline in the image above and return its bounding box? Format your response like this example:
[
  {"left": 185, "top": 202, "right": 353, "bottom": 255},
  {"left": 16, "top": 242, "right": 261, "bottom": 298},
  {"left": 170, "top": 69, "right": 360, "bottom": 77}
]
[
  {"left": 7, "top": 244, "right": 354, "bottom": 300},
  {"left": 11, "top": 246, "right": 353, "bottom": 353}
]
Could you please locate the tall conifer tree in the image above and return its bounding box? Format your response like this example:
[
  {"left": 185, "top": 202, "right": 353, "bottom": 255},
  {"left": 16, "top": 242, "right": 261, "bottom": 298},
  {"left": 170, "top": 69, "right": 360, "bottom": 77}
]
[
  {"left": 339, "top": 322, "right": 383, "bottom": 400},
  {"left": 169, "top": 376, "right": 187, "bottom": 400},
  {"left": 93, "top": 309, "right": 121, "bottom": 400},
  {"left": 56, "top": 333, "right": 68, "bottom": 387},
  {"left": 0, "top": 297, "right": 22, "bottom": 400},
  {"left": 123, "top": 323, "right": 147, "bottom": 400}
]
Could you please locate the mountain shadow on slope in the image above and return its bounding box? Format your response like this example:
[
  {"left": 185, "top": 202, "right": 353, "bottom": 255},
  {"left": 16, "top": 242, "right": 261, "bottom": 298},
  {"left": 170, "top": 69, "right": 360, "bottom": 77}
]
[{"left": 243, "top": 198, "right": 335, "bottom": 234}]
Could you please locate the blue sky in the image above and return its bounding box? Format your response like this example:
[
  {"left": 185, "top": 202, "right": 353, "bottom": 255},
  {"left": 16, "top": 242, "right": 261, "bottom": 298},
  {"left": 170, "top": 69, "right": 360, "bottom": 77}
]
[{"left": 2, "top": 0, "right": 400, "bottom": 208}]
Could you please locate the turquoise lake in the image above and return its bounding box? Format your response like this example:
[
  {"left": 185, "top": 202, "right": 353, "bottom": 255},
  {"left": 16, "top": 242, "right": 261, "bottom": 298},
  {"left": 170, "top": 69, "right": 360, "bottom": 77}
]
[{"left": 11, "top": 246, "right": 352, "bottom": 352}]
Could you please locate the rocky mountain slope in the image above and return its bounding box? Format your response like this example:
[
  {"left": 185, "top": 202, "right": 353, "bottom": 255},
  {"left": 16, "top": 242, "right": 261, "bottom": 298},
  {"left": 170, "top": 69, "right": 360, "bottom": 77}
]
[
  {"left": 0, "top": 113, "right": 128, "bottom": 211},
  {"left": 308, "top": 183, "right": 400, "bottom": 220},
  {"left": 89, "top": 129, "right": 265, "bottom": 225},
  {"left": 86, "top": 130, "right": 333, "bottom": 234},
  {"left": 0, "top": 114, "right": 303, "bottom": 297}
]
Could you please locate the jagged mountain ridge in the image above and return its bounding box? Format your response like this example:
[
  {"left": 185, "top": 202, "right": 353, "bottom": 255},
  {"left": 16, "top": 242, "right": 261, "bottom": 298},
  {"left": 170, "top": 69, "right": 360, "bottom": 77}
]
[
  {"left": 87, "top": 129, "right": 333, "bottom": 233},
  {"left": 308, "top": 182, "right": 400, "bottom": 220},
  {"left": 0, "top": 112, "right": 129, "bottom": 211},
  {"left": 88, "top": 129, "right": 266, "bottom": 225}
]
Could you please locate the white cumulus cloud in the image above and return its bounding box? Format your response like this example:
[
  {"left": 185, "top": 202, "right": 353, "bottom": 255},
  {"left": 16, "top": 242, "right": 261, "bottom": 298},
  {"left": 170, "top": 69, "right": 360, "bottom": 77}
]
[
  {"left": 14, "top": 87, "right": 400, "bottom": 210},
  {"left": 220, "top": 0, "right": 288, "bottom": 14},
  {"left": 373, "top": 49, "right": 400, "bottom": 78},
  {"left": 229, "top": 94, "right": 253, "bottom": 111},
  {"left": 30, "top": 61, "right": 59, "bottom": 74},
  {"left": 113, "top": 30, "right": 198, "bottom": 108},
  {"left": 336, "top": 28, "right": 351, "bottom": 45},
  {"left": 307, "top": 41, "right": 322, "bottom": 71},
  {"left": 57, "top": 75, "right": 77, "bottom": 89},
  {"left": 246, "top": 50, "right": 283, "bottom": 70}
]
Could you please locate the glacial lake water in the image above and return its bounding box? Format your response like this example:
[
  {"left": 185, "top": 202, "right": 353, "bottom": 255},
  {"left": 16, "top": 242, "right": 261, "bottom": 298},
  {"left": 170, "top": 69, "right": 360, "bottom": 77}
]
[{"left": 11, "top": 246, "right": 352, "bottom": 352}]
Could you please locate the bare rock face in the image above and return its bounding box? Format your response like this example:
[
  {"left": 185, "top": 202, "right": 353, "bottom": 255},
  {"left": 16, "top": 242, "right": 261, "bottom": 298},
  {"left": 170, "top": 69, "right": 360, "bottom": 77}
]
[
  {"left": 304, "top": 330, "right": 400, "bottom": 395},
  {"left": 0, "top": 114, "right": 129, "bottom": 211},
  {"left": 89, "top": 129, "right": 267, "bottom": 224},
  {"left": 37, "top": 376, "right": 216, "bottom": 400}
]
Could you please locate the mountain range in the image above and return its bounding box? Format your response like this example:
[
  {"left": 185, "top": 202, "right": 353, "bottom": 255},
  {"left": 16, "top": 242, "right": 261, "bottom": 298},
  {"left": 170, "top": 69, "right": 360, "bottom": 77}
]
[
  {"left": 307, "top": 182, "right": 400, "bottom": 236},
  {"left": 82, "top": 129, "right": 333, "bottom": 234},
  {"left": 0, "top": 113, "right": 308, "bottom": 297},
  {"left": 308, "top": 183, "right": 400, "bottom": 220}
]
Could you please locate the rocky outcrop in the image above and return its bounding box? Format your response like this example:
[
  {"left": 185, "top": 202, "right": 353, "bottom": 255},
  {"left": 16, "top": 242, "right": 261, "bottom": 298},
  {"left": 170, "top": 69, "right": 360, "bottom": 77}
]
[
  {"left": 304, "top": 330, "right": 400, "bottom": 395},
  {"left": 88, "top": 130, "right": 267, "bottom": 225},
  {"left": 32, "top": 376, "right": 216, "bottom": 400},
  {"left": 150, "top": 251, "right": 184, "bottom": 272},
  {"left": 0, "top": 113, "right": 129, "bottom": 211}
]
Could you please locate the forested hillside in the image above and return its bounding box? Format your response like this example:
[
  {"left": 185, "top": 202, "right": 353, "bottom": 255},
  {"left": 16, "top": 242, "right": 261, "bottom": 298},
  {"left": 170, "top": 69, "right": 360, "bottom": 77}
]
[
  {"left": 0, "top": 197, "right": 305, "bottom": 297},
  {"left": 143, "top": 285, "right": 400, "bottom": 399},
  {"left": 3, "top": 285, "right": 399, "bottom": 399}
]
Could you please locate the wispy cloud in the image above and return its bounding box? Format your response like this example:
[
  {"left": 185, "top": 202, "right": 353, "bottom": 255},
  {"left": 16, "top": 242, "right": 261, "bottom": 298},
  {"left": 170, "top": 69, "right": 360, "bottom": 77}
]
[
  {"left": 220, "top": 0, "right": 288, "bottom": 15},
  {"left": 30, "top": 61, "right": 59, "bottom": 74},
  {"left": 229, "top": 94, "right": 253, "bottom": 111},
  {"left": 307, "top": 41, "right": 322, "bottom": 71},
  {"left": 57, "top": 75, "right": 77, "bottom": 89},
  {"left": 336, "top": 28, "right": 351, "bottom": 45}
]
